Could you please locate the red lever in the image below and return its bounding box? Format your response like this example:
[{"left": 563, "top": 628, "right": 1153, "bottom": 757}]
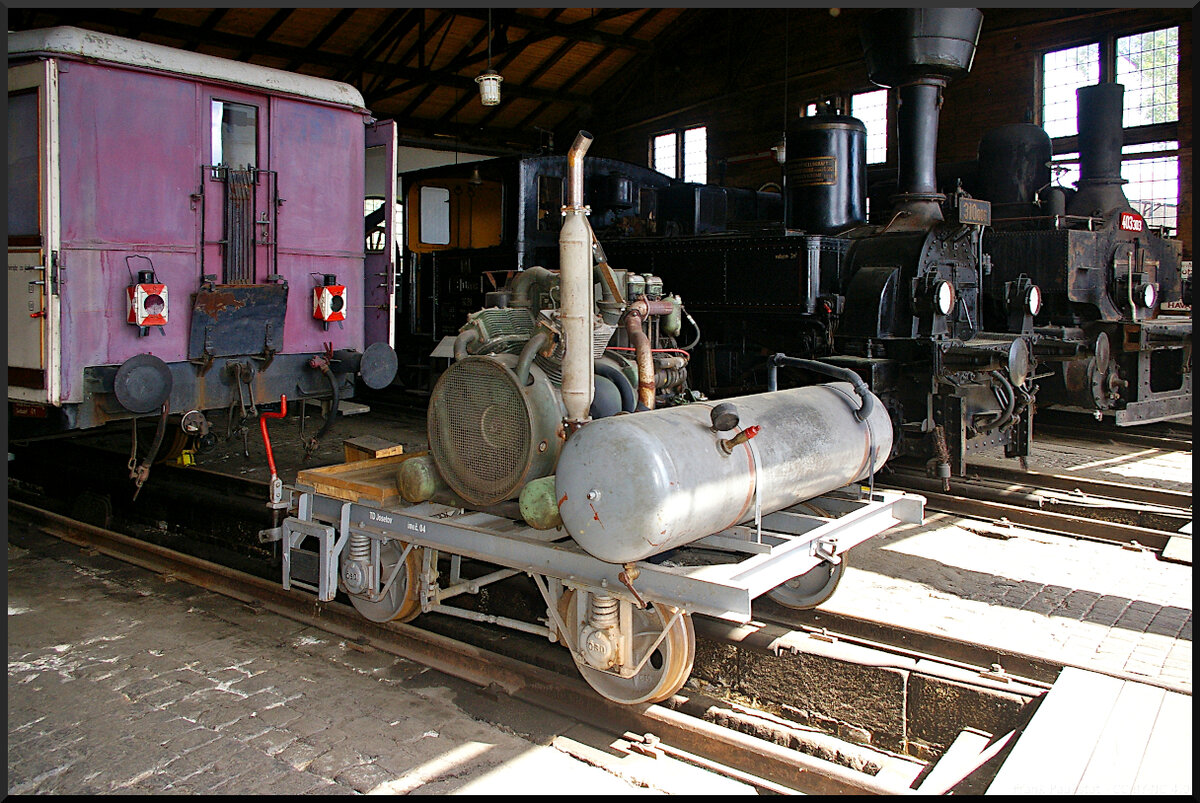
[{"left": 259, "top": 395, "right": 288, "bottom": 482}]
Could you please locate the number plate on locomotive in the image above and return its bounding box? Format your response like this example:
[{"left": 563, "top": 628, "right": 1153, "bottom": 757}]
[
  {"left": 957, "top": 197, "right": 992, "bottom": 226},
  {"left": 1119, "top": 212, "right": 1145, "bottom": 232}
]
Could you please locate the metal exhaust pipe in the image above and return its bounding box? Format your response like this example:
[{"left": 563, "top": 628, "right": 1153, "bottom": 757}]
[{"left": 560, "top": 131, "right": 595, "bottom": 429}]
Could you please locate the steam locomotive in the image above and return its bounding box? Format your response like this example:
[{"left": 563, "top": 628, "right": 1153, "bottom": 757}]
[
  {"left": 397, "top": 9, "right": 1190, "bottom": 477},
  {"left": 972, "top": 85, "right": 1190, "bottom": 426},
  {"left": 401, "top": 9, "right": 1014, "bottom": 476}
]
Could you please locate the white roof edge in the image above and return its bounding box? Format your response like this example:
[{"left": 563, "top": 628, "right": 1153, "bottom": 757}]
[{"left": 8, "top": 26, "right": 367, "bottom": 111}]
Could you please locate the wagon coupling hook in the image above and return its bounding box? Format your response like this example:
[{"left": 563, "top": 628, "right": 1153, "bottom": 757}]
[{"left": 618, "top": 564, "right": 646, "bottom": 609}]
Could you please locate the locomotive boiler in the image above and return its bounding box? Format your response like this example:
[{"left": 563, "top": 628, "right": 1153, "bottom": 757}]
[
  {"left": 7, "top": 28, "right": 398, "bottom": 469},
  {"left": 976, "top": 84, "right": 1191, "bottom": 425}
]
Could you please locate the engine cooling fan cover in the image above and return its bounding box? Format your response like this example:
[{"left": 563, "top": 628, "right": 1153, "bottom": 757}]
[{"left": 428, "top": 355, "right": 562, "bottom": 505}]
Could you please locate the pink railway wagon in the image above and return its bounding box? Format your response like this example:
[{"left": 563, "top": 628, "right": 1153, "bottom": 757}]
[{"left": 8, "top": 27, "right": 398, "bottom": 451}]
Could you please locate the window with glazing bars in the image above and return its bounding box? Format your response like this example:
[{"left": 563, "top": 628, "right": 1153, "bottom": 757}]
[
  {"left": 851, "top": 89, "right": 889, "bottom": 164},
  {"left": 650, "top": 126, "right": 707, "bottom": 183},
  {"left": 1041, "top": 26, "right": 1180, "bottom": 235}
]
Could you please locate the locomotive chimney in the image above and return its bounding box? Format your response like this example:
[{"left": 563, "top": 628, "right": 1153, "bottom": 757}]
[
  {"left": 1066, "top": 83, "right": 1134, "bottom": 217},
  {"left": 860, "top": 8, "right": 983, "bottom": 228}
]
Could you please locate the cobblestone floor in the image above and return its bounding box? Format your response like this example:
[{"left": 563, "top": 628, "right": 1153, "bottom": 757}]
[{"left": 7, "top": 527, "right": 754, "bottom": 796}]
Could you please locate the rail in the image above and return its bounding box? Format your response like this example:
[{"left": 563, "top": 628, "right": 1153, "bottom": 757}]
[{"left": 9, "top": 500, "right": 919, "bottom": 795}]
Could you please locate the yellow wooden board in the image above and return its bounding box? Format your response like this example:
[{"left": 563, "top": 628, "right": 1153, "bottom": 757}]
[
  {"left": 343, "top": 435, "right": 406, "bottom": 463},
  {"left": 296, "top": 452, "right": 426, "bottom": 507}
]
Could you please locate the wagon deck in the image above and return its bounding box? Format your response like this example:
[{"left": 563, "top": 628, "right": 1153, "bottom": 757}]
[{"left": 282, "top": 455, "right": 925, "bottom": 623}]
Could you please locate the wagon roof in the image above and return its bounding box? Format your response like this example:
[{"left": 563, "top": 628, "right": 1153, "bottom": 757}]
[{"left": 8, "top": 26, "right": 366, "bottom": 111}]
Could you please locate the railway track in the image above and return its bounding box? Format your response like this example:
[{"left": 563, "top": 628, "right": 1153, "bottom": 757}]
[
  {"left": 743, "top": 602, "right": 1189, "bottom": 696},
  {"left": 10, "top": 430, "right": 1190, "bottom": 791},
  {"left": 9, "top": 500, "right": 921, "bottom": 795},
  {"left": 884, "top": 460, "right": 1191, "bottom": 560},
  {"left": 1033, "top": 412, "right": 1192, "bottom": 453}
]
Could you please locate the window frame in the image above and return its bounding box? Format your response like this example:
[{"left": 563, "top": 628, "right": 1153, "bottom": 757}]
[
  {"left": 649, "top": 124, "right": 708, "bottom": 183},
  {"left": 1037, "top": 24, "right": 1180, "bottom": 234},
  {"left": 801, "top": 91, "right": 891, "bottom": 167}
]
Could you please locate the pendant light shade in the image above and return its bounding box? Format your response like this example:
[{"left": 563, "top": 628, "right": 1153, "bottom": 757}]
[{"left": 476, "top": 69, "right": 503, "bottom": 106}]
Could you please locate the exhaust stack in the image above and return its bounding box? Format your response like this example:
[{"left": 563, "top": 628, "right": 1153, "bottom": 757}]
[
  {"left": 560, "top": 131, "right": 595, "bottom": 429},
  {"left": 1067, "top": 83, "right": 1135, "bottom": 217},
  {"left": 861, "top": 8, "right": 983, "bottom": 229}
]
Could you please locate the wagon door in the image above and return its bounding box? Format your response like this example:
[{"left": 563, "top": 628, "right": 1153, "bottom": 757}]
[
  {"left": 201, "top": 89, "right": 275, "bottom": 285},
  {"left": 8, "top": 59, "right": 62, "bottom": 406},
  {"left": 191, "top": 89, "right": 288, "bottom": 366},
  {"left": 364, "top": 119, "right": 398, "bottom": 348}
]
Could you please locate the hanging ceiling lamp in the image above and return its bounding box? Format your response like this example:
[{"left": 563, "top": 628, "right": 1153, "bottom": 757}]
[{"left": 476, "top": 9, "right": 503, "bottom": 106}]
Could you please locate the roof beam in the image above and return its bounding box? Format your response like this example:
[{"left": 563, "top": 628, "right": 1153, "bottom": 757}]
[
  {"left": 452, "top": 8, "right": 650, "bottom": 53},
  {"left": 506, "top": 9, "right": 663, "bottom": 132},
  {"left": 238, "top": 8, "right": 293, "bottom": 63},
  {"left": 285, "top": 8, "right": 356, "bottom": 72},
  {"left": 26, "top": 9, "right": 593, "bottom": 109},
  {"left": 181, "top": 9, "right": 231, "bottom": 52},
  {"left": 333, "top": 9, "right": 421, "bottom": 85},
  {"left": 554, "top": 8, "right": 702, "bottom": 141}
]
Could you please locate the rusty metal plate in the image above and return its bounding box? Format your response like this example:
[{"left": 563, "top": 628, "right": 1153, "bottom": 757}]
[{"left": 187, "top": 284, "right": 288, "bottom": 360}]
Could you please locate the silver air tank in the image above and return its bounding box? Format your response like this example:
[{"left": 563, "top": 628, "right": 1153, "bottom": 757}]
[{"left": 555, "top": 382, "right": 893, "bottom": 564}]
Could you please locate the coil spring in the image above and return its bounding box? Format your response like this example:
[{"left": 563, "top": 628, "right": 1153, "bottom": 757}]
[
  {"left": 348, "top": 533, "right": 371, "bottom": 562},
  {"left": 589, "top": 594, "right": 619, "bottom": 630}
]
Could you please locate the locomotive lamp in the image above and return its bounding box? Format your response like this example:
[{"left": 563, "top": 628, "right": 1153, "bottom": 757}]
[
  {"left": 127, "top": 269, "right": 168, "bottom": 336},
  {"left": 1137, "top": 282, "right": 1159, "bottom": 310},
  {"left": 1025, "top": 284, "right": 1043, "bottom": 316},
  {"left": 313, "top": 273, "right": 347, "bottom": 330},
  {"left": 933, "top": 280, "right": 956, "bottom": 315},
  {"left": 1005, "top": 276, "right": 1042, "bottom": 334}
]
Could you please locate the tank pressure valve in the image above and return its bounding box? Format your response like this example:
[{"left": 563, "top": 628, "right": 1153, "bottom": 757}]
[{"left": 720, "top": 425, "right": 761, "bottom": 454}]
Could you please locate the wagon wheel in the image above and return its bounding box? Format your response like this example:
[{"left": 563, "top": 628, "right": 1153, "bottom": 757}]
[
  {"left": 348, "top": 540, "right": 423, "bottom": 623},
  {"left": 561, "top": 590, "right": 695, "bottom": 705},
  {"left": 766, "top": 553, "right": 847, "bottom": 610}
]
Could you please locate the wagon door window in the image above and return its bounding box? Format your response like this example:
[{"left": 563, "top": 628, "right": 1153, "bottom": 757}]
[
  {"left": 211, "top": 100, "right": 258, "bottom": 170},
  {"left": 8, "top": 90, "right": 40, "bottom": 241},
  {"left": 207, "top": 99, "right": 265, "bottom": 284}
]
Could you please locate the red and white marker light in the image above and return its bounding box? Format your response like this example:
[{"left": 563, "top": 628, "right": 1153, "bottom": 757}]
[
  {"left": 313, "top": 284, "right": 347, "bottom": 323},
  {"left": 127, "top": 282, "right": 168, "bottom": 327}
]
